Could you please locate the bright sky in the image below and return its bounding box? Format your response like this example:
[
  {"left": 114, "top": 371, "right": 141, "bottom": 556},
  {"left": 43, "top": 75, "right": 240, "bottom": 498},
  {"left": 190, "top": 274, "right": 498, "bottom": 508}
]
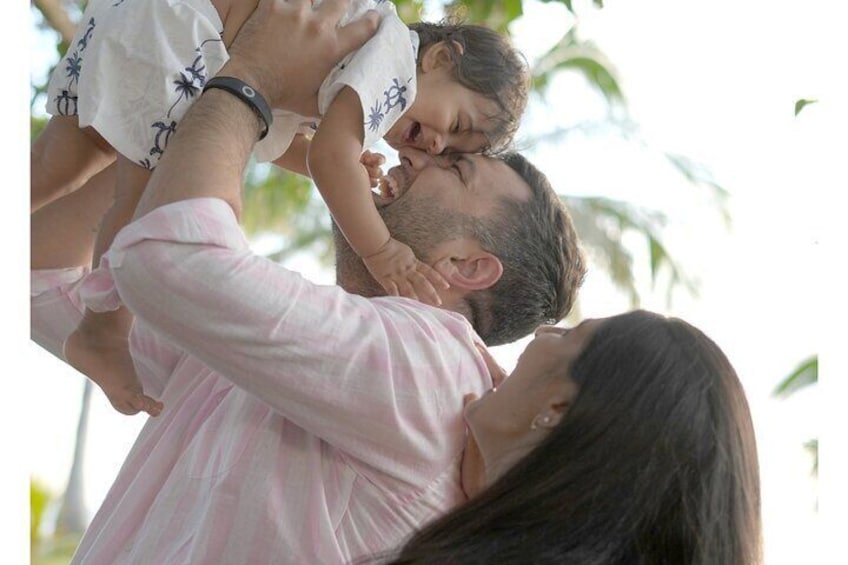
[{"left": 12, "top": 0, "right": 847, "bottom": 562}]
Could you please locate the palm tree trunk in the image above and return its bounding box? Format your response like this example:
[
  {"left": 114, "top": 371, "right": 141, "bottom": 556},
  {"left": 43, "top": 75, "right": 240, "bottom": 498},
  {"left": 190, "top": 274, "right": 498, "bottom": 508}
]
[
  {"left": 55, "top": 379, "right": 91, "bottom": 535},
  {"left": 32, "top": 0, "right": 78, "bottom": 47}
]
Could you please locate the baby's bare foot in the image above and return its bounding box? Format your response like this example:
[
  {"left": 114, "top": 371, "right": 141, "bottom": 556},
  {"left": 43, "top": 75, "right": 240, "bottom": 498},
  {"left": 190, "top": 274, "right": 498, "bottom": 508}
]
[{"left": 64, "top": 321, "right": 163, "bottom": 417}]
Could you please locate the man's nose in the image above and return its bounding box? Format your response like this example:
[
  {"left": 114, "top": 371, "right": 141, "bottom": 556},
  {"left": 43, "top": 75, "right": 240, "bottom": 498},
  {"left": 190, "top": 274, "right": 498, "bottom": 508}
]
[{"left": 397, "top": 146, "right": 437, "bottom": 171}]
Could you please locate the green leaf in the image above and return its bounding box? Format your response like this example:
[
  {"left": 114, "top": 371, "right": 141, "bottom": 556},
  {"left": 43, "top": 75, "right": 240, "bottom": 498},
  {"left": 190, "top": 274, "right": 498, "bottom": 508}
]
[
  {"left": 393, "top": 0, "right": 426, "bottom": 22},
  {"left": 532, "top": 28, "right": 625, "bottom": 107},
  {"left": 773, "top": 355, "right": 818, "bottom": 398},
  {"left": 31, "top": 479, "right": 53, "bottom": 544},
  {"left": 504, "top": 0, "right": 524, "bottom": 22},
  {"left": 794, "top": 98, "right": 818, "bottom": 116},
  {"left": 558, "top": 56, "right": 624, "bottom": 105},
  {"left": 649, "top": 237, "right": 662, "bottom": 280},
  {"left": 560, "top": 193, "right": 699, "bottom": 307}
]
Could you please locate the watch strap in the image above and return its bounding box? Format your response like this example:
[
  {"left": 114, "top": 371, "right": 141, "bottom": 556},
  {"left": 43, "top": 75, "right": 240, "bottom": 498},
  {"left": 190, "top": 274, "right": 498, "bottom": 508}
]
[{"left": 203, "top": 76, "right": 272, "bottom": 141}]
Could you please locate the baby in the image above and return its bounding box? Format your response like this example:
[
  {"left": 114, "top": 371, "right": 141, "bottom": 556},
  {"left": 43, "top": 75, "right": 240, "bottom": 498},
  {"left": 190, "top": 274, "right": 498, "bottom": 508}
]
[{"left": 31, "top": 0, "right": 529, "bottom": 416}]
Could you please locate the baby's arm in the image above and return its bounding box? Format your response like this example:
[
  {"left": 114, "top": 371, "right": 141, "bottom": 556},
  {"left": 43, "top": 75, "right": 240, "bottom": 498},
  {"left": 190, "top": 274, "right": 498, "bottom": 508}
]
[
  {"left": 271, "top": 134, "right": 311, "bottom": 177},
  {"left": 273, "top": 138, "right": 386, "bottom": 183},
  {"left": 308, "top": 86, "right": 447, "bottom": 305}
]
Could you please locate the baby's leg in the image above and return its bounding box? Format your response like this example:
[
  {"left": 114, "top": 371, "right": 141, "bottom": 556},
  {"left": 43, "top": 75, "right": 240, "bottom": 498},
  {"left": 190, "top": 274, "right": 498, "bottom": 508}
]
[
  {"left": 31, "top": 115, "right": 116, "bottom": 213},
  {"left": 63, "top": 155, "right": 163, "bottom": 416},
  {"left": 31, "top": 162, "right": 116, "bottom": 271}
]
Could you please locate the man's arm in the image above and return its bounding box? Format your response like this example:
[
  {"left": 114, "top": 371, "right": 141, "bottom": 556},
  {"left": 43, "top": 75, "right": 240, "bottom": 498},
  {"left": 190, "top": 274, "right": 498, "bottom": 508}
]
[
  {"left": 111, "top": 202, "right": 483, "bottom": 484},
  {"left": 133, "top": 0, "right": 380, "bottom": 220},
  {"left": 107, "top": 0, "right": 483, "bottom": 480}
]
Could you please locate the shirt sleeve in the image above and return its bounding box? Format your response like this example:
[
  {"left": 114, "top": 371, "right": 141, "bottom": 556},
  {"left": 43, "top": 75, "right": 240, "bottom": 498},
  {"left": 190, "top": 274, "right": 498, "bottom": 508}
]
[
  {"left": 30, "top": 267, "right": 180, "bottom": 399},
  {"left": 107, "top": 198, "right": 491, "bottom": 484},
  {"left": 31, "top": 268, "right": 89, "bottom": 361}
]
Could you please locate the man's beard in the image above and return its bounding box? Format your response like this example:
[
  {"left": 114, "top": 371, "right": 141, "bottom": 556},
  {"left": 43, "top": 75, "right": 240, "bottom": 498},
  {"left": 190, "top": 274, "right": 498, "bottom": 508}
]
[{"left": 332, "top": 192, "right": 470, "bottom": 296}]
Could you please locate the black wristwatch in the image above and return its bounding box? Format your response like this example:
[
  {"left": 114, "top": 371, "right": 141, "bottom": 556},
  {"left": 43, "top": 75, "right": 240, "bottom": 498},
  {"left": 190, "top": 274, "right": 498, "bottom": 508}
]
[{"left": 203, "top": 76, "right": 273, "bottom": 141}]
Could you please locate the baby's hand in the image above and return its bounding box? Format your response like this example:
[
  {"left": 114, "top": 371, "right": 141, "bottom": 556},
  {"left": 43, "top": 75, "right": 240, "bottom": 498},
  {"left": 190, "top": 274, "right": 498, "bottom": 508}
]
[
  {"left": 360, "top": 150, "right": 386, "bottom": 188},
  {"left": 363, "top": 237, "right": 449, "bottom": 306}
]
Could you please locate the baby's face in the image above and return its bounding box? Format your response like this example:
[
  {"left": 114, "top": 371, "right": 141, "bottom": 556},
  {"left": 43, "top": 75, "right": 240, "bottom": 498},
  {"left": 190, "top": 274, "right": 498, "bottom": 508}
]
[{"left": 384, "top": 67, "right": 498, "bottom": 155}]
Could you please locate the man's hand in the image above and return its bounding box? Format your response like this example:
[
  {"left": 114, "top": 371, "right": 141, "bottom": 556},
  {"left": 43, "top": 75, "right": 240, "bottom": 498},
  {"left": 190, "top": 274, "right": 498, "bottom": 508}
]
[
  {"left": 134, "top": 0, "right": 379, "bottom": 219},
  {"left": 225, "top": 0, "right": 381, "bottom": 116}
]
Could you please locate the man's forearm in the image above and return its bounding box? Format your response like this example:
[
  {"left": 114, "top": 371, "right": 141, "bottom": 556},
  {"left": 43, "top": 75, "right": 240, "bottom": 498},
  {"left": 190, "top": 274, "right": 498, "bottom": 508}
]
[
  {"left": 133, "top": 83, "right": 262, "bottom": 220},
  {"left": 131, "top": 0, "right": 380, "bottom": 220}
]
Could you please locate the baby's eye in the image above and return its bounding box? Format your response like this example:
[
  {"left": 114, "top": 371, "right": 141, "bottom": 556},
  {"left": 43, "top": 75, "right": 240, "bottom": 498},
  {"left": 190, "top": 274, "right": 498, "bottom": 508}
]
[{"left": 450, "top": 118, "right": 460, "bottom": 134}]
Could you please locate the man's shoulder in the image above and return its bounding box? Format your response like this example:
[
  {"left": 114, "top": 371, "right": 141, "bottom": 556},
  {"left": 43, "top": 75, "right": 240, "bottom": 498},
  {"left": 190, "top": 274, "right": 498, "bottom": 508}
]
[
  {"left": 373, "top": 298, "right": 487, "bottom": 370},
  {"left": 374, "top": 297, "right": 475, "bottom": 335}
]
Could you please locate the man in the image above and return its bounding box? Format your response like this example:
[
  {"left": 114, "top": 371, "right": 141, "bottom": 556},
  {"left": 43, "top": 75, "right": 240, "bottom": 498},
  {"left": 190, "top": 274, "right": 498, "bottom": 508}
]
[{"left": 30, "top": 0, "right": 586, "bottom": 562}]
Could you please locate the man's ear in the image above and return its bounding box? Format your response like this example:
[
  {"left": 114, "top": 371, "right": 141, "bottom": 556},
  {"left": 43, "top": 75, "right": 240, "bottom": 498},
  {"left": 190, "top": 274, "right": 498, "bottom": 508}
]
[
  {"left": 420, "top": 40, "right": 465, "bottom": 72},
  {"left": 433, "top": 251, "right": 503, "bottom": 291}
]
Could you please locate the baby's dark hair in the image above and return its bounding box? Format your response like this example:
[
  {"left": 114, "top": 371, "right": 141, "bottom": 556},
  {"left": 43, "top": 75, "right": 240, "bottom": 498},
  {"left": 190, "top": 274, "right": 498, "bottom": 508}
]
[{"left": 409, "top": 20, "right": 529, "bottom": 152}]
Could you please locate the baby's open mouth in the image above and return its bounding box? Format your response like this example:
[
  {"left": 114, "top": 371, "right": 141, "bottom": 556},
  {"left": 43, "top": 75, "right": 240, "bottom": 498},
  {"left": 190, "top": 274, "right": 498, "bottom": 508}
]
[{"left": 373, "top": 170, "right": 403, "bottom": 206}]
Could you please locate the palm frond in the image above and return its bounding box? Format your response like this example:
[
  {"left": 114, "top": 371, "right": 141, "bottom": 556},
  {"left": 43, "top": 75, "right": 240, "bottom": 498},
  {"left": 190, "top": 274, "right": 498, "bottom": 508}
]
[
  {"left": 773, "top": 355, "right": 818, "bottom": 398},
  {"left": 531, "top": 27, "right": 624, "bottom": 108}
]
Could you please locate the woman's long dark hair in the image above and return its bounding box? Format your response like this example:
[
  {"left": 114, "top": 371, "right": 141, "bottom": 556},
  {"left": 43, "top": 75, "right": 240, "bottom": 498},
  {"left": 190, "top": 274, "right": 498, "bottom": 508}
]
[{"left": 387, "top": 310, "right": 761, "bottom": 564}]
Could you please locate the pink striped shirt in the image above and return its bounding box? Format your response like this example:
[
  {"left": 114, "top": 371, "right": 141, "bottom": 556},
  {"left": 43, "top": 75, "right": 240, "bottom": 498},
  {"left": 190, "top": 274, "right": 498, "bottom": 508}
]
[{"left": 31, "top": 198, "right": 494, "bottom": 564}]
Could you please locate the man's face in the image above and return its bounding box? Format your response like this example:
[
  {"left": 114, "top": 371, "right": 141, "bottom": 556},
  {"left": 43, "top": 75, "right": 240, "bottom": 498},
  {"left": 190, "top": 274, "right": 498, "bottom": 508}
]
[{"left": 334, "top": 147, "right": 530, "bottom": 297}]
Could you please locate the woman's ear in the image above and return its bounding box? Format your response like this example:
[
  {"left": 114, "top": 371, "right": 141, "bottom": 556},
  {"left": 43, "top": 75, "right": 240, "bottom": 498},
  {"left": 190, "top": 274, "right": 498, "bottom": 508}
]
[
  {"left": 420, "top": 40, "right": 465, "bottom": 72},
  {"left": 532, "top": 400, "right": 576, "bottom": 431},
  {"left": 531, "top": 379, "right": 579, "bottom": 431},
  {"left": 433, "top": 251, "right": 503, "bottom": 291},
  {"left": 530, "top": 377, "right": 580, "bottom": 430}
]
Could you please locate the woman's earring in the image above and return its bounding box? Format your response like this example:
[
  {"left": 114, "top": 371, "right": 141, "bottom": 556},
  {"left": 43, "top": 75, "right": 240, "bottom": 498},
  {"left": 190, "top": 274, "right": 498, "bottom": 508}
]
[{"left": 530, "top": 414, "right": 552, "bottom": 431}]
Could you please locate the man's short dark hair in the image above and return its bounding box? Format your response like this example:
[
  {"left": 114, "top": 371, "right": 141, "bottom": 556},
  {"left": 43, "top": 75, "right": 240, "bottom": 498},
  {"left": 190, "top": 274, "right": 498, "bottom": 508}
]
[{"left": 464, "top": 152, "right": 586, "bottom": 345}]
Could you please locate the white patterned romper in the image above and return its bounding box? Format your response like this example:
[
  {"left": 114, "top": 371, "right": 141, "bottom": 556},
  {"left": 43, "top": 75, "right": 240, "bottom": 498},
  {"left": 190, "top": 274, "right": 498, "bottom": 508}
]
[{"left": 45, "top": 0, "right": 419, "bottom": 169}]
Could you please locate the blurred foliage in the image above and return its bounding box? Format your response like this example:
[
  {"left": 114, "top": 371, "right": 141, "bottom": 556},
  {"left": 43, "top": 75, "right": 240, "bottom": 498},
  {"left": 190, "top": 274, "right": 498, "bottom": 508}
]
[
  {"left": 775, "top": 83, "right": 819, "bottom": 480},
  {"left": 773, "top": 355, "right": 818, "bottom": 399},
  {"left": 31, "top": 479, "right": 80, "bottom": 565},
  {"left": 773, "top": 354, "right": 819, "bottom": 478},
  {"left": 31, "top": 479, "right": 51, "bottom": 546}
]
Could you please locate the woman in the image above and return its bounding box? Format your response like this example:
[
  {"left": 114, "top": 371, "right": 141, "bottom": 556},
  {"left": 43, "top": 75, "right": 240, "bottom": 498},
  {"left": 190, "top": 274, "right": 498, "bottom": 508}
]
[{"left": 387, "top": 310, "right": 761, "bottom": 564}]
